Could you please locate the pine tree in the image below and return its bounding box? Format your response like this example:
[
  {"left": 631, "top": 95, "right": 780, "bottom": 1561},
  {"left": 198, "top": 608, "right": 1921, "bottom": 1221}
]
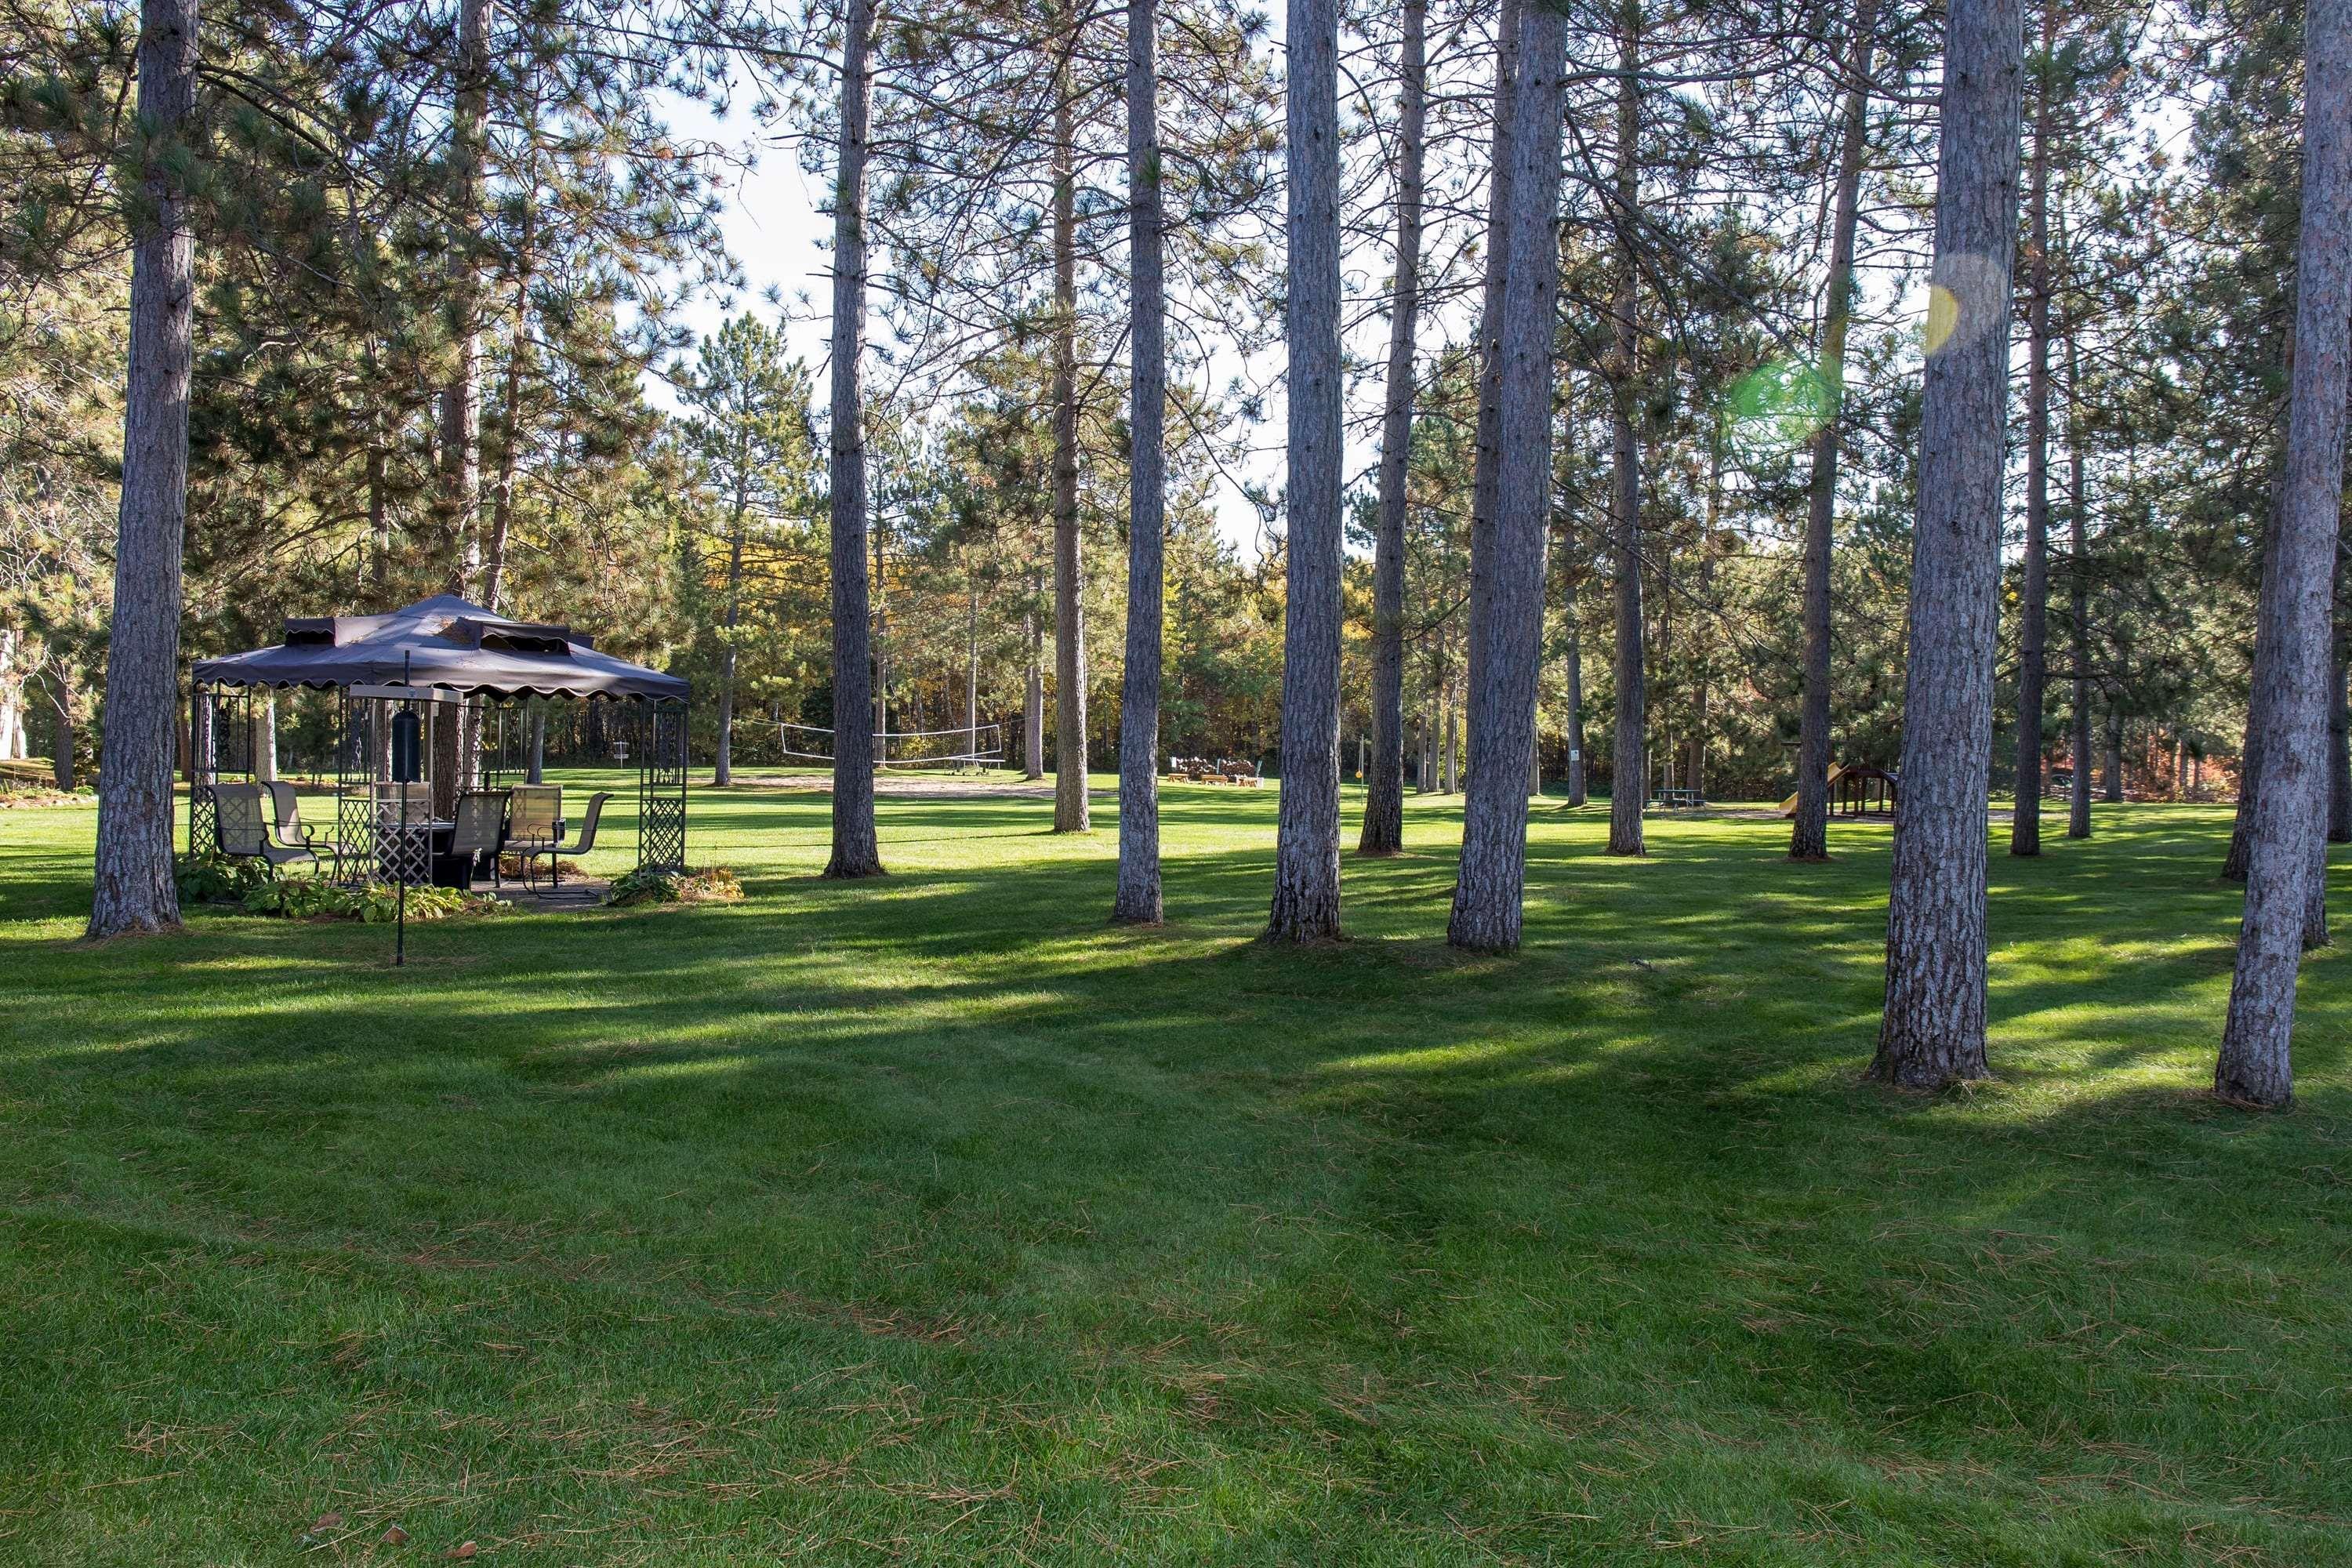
[
  {"left": 678, "top": 314, "right": 818, "bottom": 787},
  {"left": 1447, "top": 0, "right": 1566, "bottom": 953},
  {"left": 1790, "top": 0, "right": 1881, "bottom": 862},
  {"left": 1357, "top": 0, "right": 1428, "bottom": 859},
  {"left": 2216, "top": 0, "right": 2352, "bottom": 1106},
  {"left": 824, "top": 0, "right": 884, "bottom": 880},
  {"left": 1267, "top": 0, "right": 1342, "bottom": 944},
  {"left": 1871, "top": 0, "right": 2028, "bottom": 1090},
  {"left": 89, "top": 0, "right": 198, "bottom": 938},
  {"left": 1112, "top": 0, "right": 1167, "bottom": 921}
]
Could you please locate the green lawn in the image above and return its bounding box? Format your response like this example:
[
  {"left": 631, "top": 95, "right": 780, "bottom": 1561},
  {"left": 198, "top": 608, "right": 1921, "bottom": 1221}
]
[{"left": 2, "top": 779, "right": 2347, "bottom": 1565}]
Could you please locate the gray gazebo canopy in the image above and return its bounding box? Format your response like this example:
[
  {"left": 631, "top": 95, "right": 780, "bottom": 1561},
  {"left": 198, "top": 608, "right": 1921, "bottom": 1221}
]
[{"left": 193, "top": 593, "right": 688, "bottom": 701}]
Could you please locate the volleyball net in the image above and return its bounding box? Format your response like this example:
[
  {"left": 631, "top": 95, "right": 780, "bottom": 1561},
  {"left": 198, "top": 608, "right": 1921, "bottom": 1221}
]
[{"left": 775, "top": 720, "right": 1004, "bottom": 770}]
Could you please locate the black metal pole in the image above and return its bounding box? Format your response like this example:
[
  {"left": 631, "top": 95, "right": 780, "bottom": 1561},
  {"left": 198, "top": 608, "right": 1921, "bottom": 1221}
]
[
  {"left": 396, "top": 652, "right": 412, "bottom": 966},
  {"left": 395, "top": 780, "right": 408, "bottom": 966}
]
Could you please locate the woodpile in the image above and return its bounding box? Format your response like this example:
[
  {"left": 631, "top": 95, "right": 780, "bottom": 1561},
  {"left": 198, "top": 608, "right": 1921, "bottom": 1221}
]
[{"left": 1167, "top": 755, "right": 1261, "bottom": 786}]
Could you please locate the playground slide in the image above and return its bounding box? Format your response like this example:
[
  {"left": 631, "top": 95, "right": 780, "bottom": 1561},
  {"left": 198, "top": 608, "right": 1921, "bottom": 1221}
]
[{"left": 1777, "top": 765, "right": 1846, "bottom": 818}]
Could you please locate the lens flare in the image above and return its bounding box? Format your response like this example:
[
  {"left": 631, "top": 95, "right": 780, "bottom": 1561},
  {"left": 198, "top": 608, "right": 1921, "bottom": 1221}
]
[
  {"left": 1726, "top": 359, "right": 1835, "bottom": 456},
  {"left": 1923, "top": 284, "right": 1961, "bottom": 354}
]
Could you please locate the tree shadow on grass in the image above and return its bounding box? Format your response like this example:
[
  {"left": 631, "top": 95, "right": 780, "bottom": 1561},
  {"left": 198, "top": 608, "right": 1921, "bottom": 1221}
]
[{"left": 5, "top": 798, "right": 2351, "bottom": 1561}]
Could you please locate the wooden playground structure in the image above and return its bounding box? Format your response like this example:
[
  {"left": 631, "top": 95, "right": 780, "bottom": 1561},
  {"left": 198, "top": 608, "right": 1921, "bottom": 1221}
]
[{"left": 1777, "top": 763, "right": 1898, "bottom": 819}]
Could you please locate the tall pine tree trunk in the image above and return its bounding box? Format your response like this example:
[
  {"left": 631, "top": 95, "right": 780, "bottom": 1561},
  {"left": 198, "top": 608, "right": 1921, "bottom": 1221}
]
[
  {"left": 2101, "top": 702, "right": 2122, "bottom": 800},
  {"left": 1466, "top": 0, "right": 1523, "bottom": 747},
  {"left": 2067, "top": 328, "right": 2093, "bottom": 838},
  {"left": 441, "top": 0, "right": 491, "bottom": 595},
  {"left": 1449, "top": 0, "right": 1566, "bottom": 952},
  {"left": 1024, "top": 591, "right": 1045, "bottom": 779},
  {"left": 1050, "top": 71, "right": 1090, "bottom": 833},
  {"left": 89, "top": 0, "right": 197, "bottom": 938},
  {"left": 1606, "top": 5, "right": 1648, "bottom": 857},
  {"left": 824, "top": 0, "right": 884, "bottom": 879},
  {"left": 1870, "top": 0, "right": 2027, "bottom": 1090},
  {"left": 1791, "top": 0, "right": 1878, "bottom": 861},
  {"left": 1113, "top": 0, "right": 1167, "bottom": 921},
  {"left": 714, "top": 480, "right": 748, "bottom": 788},
  {"left": 481, "top": 193, "right": 533, "bottom": 617},
  {"left": 2012, "top": 2, "right": 2056, "bottom": 856},
  {"left": 872, "top": 517, "right": 889, "bottom": 762},
  {"left": 1267, "top": 0, "right": 1344, "bottom": 942},
  {"left": 368, "top": 440, "right": 391, "bottom": 599},
  {"left": 2217, "top": 0, "right": 2352, "bottom": 1105},
  {"left": 1359, "top": 0, "right": 1428, "bottom": 858},
  {"left": 1565, "top": 612, "right": 1588, "bottom": 805},
  {"left": 2326, "top": 543, "right": 2350, "bottom": 840},
  {"left": 48, "top": 671, "right": 78, "bottom": 790},
  {"left": 0, "top": 630, "right": 22, "bottom": 761}
]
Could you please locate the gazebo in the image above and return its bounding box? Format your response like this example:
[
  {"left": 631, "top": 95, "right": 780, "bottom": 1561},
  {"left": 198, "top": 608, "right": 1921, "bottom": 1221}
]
[{"left": 187, "top": 593, "right": 690, "bottom": 880}]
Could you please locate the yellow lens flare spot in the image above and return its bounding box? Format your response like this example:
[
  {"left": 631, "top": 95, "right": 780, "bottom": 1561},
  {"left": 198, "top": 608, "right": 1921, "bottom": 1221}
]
[{"left": 1923, "top": 284, "right": 1962, "bottom": 355}]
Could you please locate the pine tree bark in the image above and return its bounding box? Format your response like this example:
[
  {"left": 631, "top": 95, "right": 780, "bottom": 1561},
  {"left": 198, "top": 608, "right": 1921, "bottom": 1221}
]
[
  {"left": 1024, "top": 593, "right": 1045, "bottom": 779},
  {"left": 1465, "top": 0, "right": 1523, "bottom": 711},
  {"left": 1870, "top": 0, "right": 2027, "bottom": 1090},
  {"left": 481, "top": 194, "right": 533, "bottom": 618},
  {"left": 1359, "top": 0, "right": 1428, "bottom": 858},
  {"left": 89, "top": 0, "right": 197, "bottom": 939},
  {"left": 1606, "top": 5, "right": 1648, "bottom": 858},
  {"left": 1050, "top": 73, "right": 1090, "bottom": 833},
  {"left": 2326, "top": 544, "right": 2349, "bottom": 841},
  {"left": 2012, "top": 3, "right": 2056, "bottom": 856},
  {"left": 714, "top": 478, "right": 749, "bottom": 788},
  {"left": 368, "top": 441, "right": 392, "bottom": 599},
  {"left": 0, "top": 630, "right": 21, "bottom": 761},
  {"left": 440, "top": 0, "right": 492, "bottom": 597},
  {"left": 2226, "top": 713, "right": 2262, "bottom": 881},
  {"left": 1565, "top": 613, "right": 1588, "bottom": 805},
  {"left": 2218, "top": 0, "right": 2352, "bottom": 1105},
  {"left": 1791, "top": 0, "right": 1878, "bottom": 862},
  {"left": 1450, "top": 0, "right": 1567, "bottom": 953},
  {"left": 2101, "top": 702, "right": 2122, "bottom": 800},
  {"left": 2329, "top": 637, "right": 2350, "bottom": 844},
  {"left": 48, "top": 671, "right": 78, "bottom": 789},
  {"left": 2067, "top": 330, "right": 2093, "bottom": 838},
  {"left": 824, "top": 0, "right": 884, "bottom": 880},
  {"left": 1113, "top": 0, "right": 1166, "bottom": 922},
  {"left": 1267, "top": 0, "right": 1344, "bottom": 943}
]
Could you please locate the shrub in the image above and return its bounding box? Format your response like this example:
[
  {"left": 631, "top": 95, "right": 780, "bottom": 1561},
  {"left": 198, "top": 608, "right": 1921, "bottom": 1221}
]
[
  {"left": 176, "top": 853, "right": 274, "bottom": 906},
  {"left": 240, "top": 878, "right": 508, "bottom": 924},
  {"left": 606, "top": 866, "right": 745, "bottom": 908}
]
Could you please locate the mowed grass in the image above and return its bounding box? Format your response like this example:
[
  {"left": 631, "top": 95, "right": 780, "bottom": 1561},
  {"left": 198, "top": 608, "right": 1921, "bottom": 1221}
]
[{"left": 1, "top": 776, "right": 2347, "bottom": 1566}]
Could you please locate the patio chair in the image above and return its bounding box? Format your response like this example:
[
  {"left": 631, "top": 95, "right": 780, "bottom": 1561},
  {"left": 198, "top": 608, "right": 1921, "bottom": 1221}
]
[
  {"left": 509, "top": 782, "right": 561, "bottom": 856},
  {"left": 263, "top": 781, "right": 345, "bottom": 880},
  {"left": 522, "top": 791, "right": 609, "bottom": 890},
  {"left": 448, "top": 790, "right": 509, "bottom": 890},
  {"left": 212, "top": 782, "right": 325, "bottom": 879}
]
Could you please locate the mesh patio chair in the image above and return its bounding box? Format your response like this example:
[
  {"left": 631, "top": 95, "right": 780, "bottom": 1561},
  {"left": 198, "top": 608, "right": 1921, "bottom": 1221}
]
[
  {"left": 263, "top": 781, "right": 344, "bottom": 880},
  {"left": 213, "top": 782, "right": 325, "bottom": 878},
  {"left": 523, "top": 790, "right": 609, "bottom": 890},
  {"left": 448, "top": 790, "right": 508, "bottom": 890},
  {"left": 508, "top": 783, "right": 561, "bottom": 857}
]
